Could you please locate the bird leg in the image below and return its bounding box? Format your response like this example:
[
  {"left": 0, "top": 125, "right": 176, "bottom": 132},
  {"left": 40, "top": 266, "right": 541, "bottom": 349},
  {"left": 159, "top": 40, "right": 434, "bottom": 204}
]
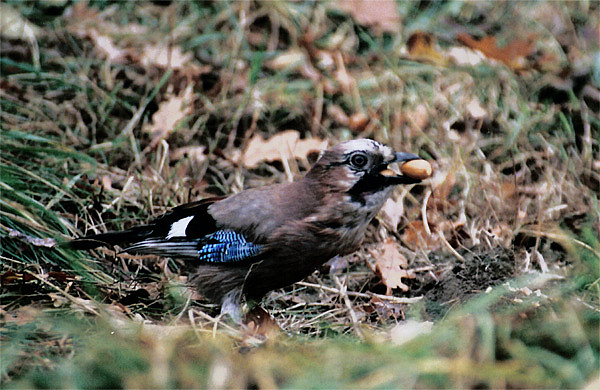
[{"left": 220, "top": 288, "right": 243, "bottom": 323}]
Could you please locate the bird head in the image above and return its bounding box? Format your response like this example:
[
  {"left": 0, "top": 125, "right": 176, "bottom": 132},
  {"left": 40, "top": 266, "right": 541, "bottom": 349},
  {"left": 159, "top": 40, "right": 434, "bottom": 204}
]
[{"left": 307, "top": 139, "right": 423, "bottom": 202}]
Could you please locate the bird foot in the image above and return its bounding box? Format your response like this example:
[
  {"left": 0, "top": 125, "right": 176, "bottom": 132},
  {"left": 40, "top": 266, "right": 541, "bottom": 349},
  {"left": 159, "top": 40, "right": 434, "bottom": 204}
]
[{"left": 220, "top": 289, "right": 243, "bottom": 323}]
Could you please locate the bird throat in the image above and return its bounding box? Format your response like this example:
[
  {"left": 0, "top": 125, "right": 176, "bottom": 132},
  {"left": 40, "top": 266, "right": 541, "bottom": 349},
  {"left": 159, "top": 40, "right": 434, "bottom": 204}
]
[{"left": 346, "top": 174, "right": 393, "bottom": 205}]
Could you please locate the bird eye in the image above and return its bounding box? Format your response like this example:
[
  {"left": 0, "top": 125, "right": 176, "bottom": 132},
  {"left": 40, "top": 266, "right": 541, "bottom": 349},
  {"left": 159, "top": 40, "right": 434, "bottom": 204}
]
[{"left": 350, "top": 153, "right": 369, "bottom": 168}]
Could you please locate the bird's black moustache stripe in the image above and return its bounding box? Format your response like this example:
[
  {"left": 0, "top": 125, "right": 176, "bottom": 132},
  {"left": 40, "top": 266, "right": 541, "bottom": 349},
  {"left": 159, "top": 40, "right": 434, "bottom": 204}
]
[
  {"left": 346, "top": 174, "right": 388, "bottom": 205},
  {"left": 347, "top": 172, "right": 421, "bottom": 205}
]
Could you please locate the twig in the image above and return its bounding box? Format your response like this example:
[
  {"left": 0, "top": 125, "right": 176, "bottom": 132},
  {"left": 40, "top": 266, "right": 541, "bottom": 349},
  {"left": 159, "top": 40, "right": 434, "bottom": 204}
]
[
  {"left": 25, "top": 270, "right": 99, "bottom": 316},
  {"left": 438, "top": 231, "right": 466, "bottom": 262},
  {"left": 188, "top": 308, "right": 239, "bottom": 336},
  {"left": 296, "top": 281, "right": 423, "bottom": 304},
  {"left": 422, "top": 188, "right": 432, "bottom": 236},
  {"left": 333, "top": 275, "right": 364, "bottom": 339}
]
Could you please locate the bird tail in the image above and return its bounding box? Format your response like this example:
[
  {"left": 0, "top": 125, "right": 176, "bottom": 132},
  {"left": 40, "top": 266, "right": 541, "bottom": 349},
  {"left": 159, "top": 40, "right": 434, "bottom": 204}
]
[{"left": 66, "top": 226, "right": 152, "bottom": 250}]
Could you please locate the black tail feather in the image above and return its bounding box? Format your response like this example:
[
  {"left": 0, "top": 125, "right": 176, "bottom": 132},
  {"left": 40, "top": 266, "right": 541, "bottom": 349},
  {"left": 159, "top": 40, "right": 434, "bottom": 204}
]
[{"left": 66, "top": 226, "right": 153, "bottom": 250}]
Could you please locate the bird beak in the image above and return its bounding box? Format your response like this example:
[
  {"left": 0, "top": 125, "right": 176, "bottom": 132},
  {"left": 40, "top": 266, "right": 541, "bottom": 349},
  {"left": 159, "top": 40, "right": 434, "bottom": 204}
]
[
  {"left": 379, "top": 152, "right": 430, "bottom": 184},
  {"left": 392, "top": 152, "right": 421, "bottom": 163}
]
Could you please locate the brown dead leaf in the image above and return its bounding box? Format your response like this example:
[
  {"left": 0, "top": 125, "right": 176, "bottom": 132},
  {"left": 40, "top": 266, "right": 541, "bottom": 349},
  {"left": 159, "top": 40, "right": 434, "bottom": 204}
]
[
  {"left": 368, "top": 296, "right": 404, "bottom": 320},
  {"left": 140, "top": 43, "right": 194, "bottom": 70},
  {"left": 348, "top": 112, "right": 369, "bottom": 132},
  {"left": 242, "top": 130, "right": 327, "bottom": 169},
  {"left": 144, "top": 84, "right": 194, "bottom": 147},
  {"left": 406, "top": 31, "right": 447, "bottom": 66},
  {"left": 244, "top": 306, "right": 281, "bottom": 339},
  {"left": 170, "top": 146, "right": 206, "bottom": 165},
  {"left": 89, "top": 29, "right": 128, "bottom": 63},
  {"left": 429, "top": 167, "right": 456, "bottom": 210},
  {"left": 401, "top": 221, "right": 439, "bottom": 251},
  {"left": 380, "top": 197, "right": 404, "bottom": 232},
  {"left": 64, "top": 1, "right": 99, "bottom": 22},
  {"left": 1, "top": 305, "right": 42, "bottom": 325},
  {"left": 1, "top": 271, "right": 25, "bottom": 284},
  {"left": 333, "top": 0, "right": 400, "bottom": 33},
  {"left": 372, "top": 239, "right": 414, "bottom": 294},
  {"left": 500, "top": 180, "right": 518, "bottom": 199},
  {"left": 457, "top": 33, "right": 536, "bottom": 71}
]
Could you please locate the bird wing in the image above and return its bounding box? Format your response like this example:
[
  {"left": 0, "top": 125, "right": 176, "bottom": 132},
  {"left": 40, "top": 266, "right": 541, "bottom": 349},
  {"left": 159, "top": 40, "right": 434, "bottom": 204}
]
[
  {"left": 124, "top": 229, "right": 264, "bottom": 263},
  {"left": 70, "top": 197, "right": 265, "bottom": 264}
]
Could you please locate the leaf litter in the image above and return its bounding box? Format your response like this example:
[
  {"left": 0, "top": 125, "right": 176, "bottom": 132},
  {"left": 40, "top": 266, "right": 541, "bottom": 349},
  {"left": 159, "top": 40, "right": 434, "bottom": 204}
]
[{"left": 1, "top": 1, "right": 598, "bottom": 387}]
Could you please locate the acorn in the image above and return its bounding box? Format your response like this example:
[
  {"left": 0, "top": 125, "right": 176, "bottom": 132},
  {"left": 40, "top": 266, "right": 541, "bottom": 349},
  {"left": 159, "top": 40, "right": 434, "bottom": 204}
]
[{"left": 400, "top": 159, "right": 432, "bottom": 179}]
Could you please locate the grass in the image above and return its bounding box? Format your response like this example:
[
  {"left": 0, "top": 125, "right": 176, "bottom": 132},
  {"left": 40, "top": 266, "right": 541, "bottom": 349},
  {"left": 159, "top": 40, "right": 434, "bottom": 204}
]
[{"left": 1, "top": 0, "right": 599, "bottom": 388}]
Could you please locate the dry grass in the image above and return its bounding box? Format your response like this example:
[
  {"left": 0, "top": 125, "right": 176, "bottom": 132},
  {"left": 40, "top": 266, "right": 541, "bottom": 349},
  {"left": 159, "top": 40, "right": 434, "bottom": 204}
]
[{"left": 1, "top": 1, "right": 598, "bottom": 388}]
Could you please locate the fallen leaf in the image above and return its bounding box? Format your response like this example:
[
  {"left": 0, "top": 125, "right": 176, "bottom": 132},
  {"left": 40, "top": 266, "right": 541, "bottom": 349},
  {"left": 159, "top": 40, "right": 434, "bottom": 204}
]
[
  {"left": 447, "top": 46, "right": 485, "bottom": 66},
  {"left": 380, "top": 197, "right": 404, "bottom": 232},
  {"left": 141, "top": 43, "right": 194, "bottom": 70},
  {"left": 457, "top": 33, "right": 536, "bottom": 70},
  {"left": 406, "top": 31, "right": 447, "bottom": 66},
  {"left": 368, "top": 296, "right": 403, "bottom": 320},
  {"left": 429, "top": 167, "right": 456, "bottom": 210},
  {"left": 1, "top": 271, "right": 30, "bottom": 284},
  {"left": 144, "top": 84, "right": 194, "bottom": 147},
  {"left": 1, "top": 270, "right": 77, "bottom": 285},
  {"left": 372, "top": 239, "right": 414, "bottom": 294},
  {"left": 65, "top": 2, "right": 149, "bottom": 41},
  {"left": 170, "top": 145, "right": 206, "bottom": 165},
  {"left": 348, "top": 112, "right": 369, "bottom": 132},
  {"left": 47, "top": 271, "right": 77, "bottom": 282},
  {"left": 64, "top": 1, "right": 99, "bottom": 23},
  {"left": 244, "top": 306, "right": 280, "bottom": 339},
  {"left": 89, "top": 29, "right": 128, "bottom": 63},
  {"left": 332, "top": 0, "right": 400, "bottom": 33},
  {"left": 400, "top": 221, "right": 439, "bottom": 250},
  {"left": 1, "top": 305, "right": 42, "bottom": 325},
  {"left": 242, "top": 130, "right": 327, "bottom": 168},
  {"left": 0, "top": 3, "right": 40, "bottom": 40},
  {"left": 466, "top": 98, "right": 486, "bottom": 119}
]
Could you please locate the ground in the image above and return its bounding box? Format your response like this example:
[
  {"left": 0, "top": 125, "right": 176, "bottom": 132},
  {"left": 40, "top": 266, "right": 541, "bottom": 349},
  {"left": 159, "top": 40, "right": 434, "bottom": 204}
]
[{"left": 1, "top": 1, "right": 598, "bottom": 388}]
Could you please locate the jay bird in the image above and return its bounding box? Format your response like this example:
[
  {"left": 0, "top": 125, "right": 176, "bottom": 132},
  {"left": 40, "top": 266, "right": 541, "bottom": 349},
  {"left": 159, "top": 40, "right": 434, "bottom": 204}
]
[{"left": 71, "top": 139, "right": 425, "bottom": 319}]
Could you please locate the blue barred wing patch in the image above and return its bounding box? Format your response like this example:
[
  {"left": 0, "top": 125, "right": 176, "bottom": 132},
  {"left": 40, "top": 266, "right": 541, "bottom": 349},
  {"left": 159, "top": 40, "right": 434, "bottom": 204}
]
[{"left": 197, "top": 230, "right": 262, "bottom": 263}]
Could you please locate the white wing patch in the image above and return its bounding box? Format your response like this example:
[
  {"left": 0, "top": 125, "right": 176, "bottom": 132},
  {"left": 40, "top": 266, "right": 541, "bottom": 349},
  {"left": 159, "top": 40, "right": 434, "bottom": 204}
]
[{"left": 166, "top": 216, "right": 194, "bottom": 239}]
